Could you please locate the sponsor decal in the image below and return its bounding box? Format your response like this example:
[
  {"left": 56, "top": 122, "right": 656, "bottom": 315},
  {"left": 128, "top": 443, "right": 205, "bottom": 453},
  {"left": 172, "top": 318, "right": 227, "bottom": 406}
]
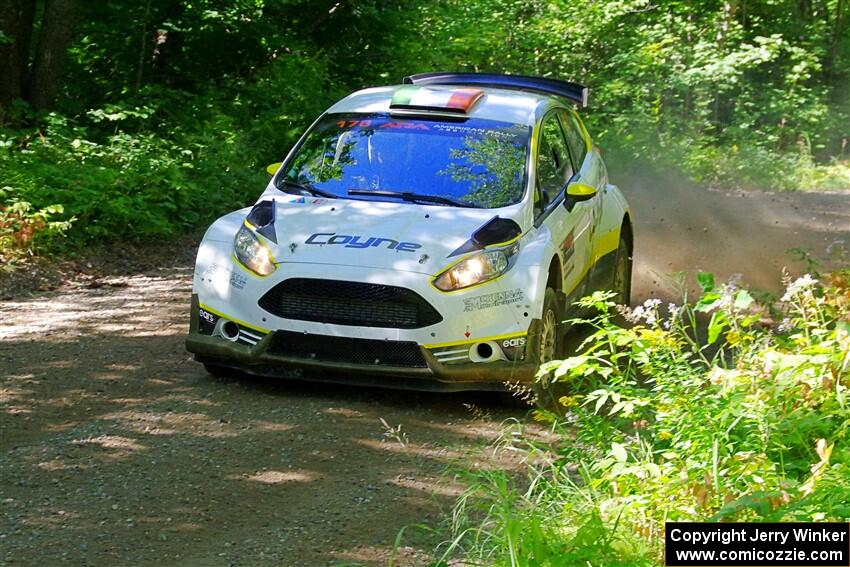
[
  {"left": 197, "top": 307, "right": 218, "bottom": 335},
  {"left": 229, "top": 272, "right": 247, "bottom": 290},
  {"left": 432, "top": 123, "right": 519, "bottom": 140},
  {"left": 561, "top": 228, "right": 575, "bottom": 262},
  {"left": 463, "top": 288, "right": 524, "bottom": 312},
  {"left": 305, "top": 232, "right": 422, "bottom": 252},
  {"left": 464, "top": 325, "right": 471, "bottom": 338},
  {"left": 283, "top": 196, "right": 324, "bottom": 205},
  {"left": 336, "top": 119, "right": 429, "bottom": 131},
  {"left": 499, "top": 335, "right": 527, "bottom": 361},
  {"left": 203, "top": 263, "right": 247, "bottom": 290}
]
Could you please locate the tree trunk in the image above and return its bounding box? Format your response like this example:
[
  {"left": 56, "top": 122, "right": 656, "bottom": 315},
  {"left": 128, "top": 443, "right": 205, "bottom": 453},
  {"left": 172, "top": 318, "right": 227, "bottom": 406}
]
[
  {"left": 27, "top": 0, "right": 77, "bottom": 110},
  {"left": 0, "top": 0, "right": 36, "bottom": 110},
  {"left": 134, "top": 0, "right": 152, "bottom": 91},
  {"left": 796, "top": 0, "right": 812, "bottom": 21}
]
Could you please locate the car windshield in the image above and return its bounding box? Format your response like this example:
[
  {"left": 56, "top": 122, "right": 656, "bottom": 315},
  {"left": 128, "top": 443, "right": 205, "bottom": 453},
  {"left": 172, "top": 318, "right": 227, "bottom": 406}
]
[{"left": 278, "top": 113, "right": 531, "bottom": 209}]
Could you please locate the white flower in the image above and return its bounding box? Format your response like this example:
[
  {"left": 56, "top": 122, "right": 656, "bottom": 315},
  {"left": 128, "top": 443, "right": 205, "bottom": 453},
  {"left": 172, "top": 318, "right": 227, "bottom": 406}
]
[
  {"left": 781, "top": 274, "right": 818, "bottom": 302},
  {"left": 620, "top": 299, "right": 665, "bottom": 325},
  {"left": 663, "top": 303, "right": 682, "bottom": 330},
  {"left": 616, "top": 304, "right": 641, "bottom": 324}
]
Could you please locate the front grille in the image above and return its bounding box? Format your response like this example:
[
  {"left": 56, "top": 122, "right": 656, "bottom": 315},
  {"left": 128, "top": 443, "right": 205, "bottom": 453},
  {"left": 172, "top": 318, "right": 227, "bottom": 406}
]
[
  {"left": 269, "top": 331, "right": 427, "bottom": 367},
  {"left": 258, "top": 278, "right": 442, "bottom": 329}
]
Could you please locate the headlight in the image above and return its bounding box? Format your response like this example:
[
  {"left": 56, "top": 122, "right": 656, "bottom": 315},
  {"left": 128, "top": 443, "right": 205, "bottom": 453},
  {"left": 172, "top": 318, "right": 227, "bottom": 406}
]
[
  {"left": 234, "top": 224, "right": 276, "bottom": 276},
  {"left": 432, "top": 243, "right": 518, "bottom": 291}
]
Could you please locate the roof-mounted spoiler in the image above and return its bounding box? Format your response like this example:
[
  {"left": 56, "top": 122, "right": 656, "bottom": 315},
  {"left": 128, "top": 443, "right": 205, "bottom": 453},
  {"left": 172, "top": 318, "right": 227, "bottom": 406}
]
[{"left": 403, "top": 72, "right": 589, "bottom": 108}]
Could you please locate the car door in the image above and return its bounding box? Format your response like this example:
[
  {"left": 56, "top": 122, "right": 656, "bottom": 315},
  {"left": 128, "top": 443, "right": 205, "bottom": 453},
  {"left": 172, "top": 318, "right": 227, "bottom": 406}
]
[
  {"left": 534, "top": 110, "right": 593, "bottom": 300},
  {"left": 559, "top": 109, "right": 605, "bottom": 244}
]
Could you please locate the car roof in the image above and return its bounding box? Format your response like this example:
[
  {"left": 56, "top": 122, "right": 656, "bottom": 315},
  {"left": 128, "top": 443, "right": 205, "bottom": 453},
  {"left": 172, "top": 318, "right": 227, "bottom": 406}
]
[{"left": 326, "top": 84, "right": 553, "bottom": 126}]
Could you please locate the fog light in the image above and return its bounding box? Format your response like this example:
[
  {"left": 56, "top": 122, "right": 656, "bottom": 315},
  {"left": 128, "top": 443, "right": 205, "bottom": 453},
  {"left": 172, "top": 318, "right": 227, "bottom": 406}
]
[{"left": 220, "top": 320, "right": 240, "bottom": 341}]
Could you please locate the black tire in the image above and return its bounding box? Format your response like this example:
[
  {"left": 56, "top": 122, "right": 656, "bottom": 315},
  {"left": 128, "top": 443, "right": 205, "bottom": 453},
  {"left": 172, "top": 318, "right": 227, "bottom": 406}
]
[
  {"left": 536, "top": 287, "right": 563, "bottom": 364},
  {"left": 530, "top": 287, "right": 565, "bottom": 411},
  {"left": 612, "top": 235, "right": 633, "bottom": 306},
  {"left": 203, "top": 362, "right": 233, "bottom": 378}
]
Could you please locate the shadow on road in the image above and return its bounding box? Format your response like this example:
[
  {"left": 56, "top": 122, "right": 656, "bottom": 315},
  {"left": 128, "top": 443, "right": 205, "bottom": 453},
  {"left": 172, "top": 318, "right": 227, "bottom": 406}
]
[{"left": 1, "top": 310, "right": 529, "bottom": 566}]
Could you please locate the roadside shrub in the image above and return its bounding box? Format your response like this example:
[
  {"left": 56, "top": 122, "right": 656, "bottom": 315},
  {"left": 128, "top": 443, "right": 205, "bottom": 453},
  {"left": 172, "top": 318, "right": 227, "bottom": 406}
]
[
  {"left": 438, "top": 272, "right": 850, "bottom": 565},
  {"left": 0, "top": 53, "right": 338, "bottom": 254},
  {"left": 682, "top": 142, "right": 850, "bottom": 191},
  {"left": 0, "top": 190, "right": 74, "bottom": 262},
  {"left": 2, "top": 109, "right": 236, "bottom": 247}
]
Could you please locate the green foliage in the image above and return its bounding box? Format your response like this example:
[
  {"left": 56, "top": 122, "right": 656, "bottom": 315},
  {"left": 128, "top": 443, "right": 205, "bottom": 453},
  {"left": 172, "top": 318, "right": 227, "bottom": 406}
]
[
  {"left": 0, "top": 0, "right": 399, "bottom": 253},
  {"left": 441, "top": 135, "right": 528, "bottom": 208},
  {"left": 0, "top": 52, "right": 338, "bottom": 248},
  {"left": 1, "top": 0, "right": 848, "bottom": 254},
  {"left": 0, "top": 187, "right": 74, "bottom": 261},
  {"left": 403, "top": 0, "right": 850, "bottom": 190},
  {"left": 440, "top": 273, "right": 850, "bottom": 565}
]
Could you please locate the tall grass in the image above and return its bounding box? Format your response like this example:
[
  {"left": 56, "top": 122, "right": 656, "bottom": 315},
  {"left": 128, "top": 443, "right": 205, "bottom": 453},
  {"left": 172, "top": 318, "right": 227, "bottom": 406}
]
[{"left": 436, "top": 271, "right": 850, "bottom": 566}]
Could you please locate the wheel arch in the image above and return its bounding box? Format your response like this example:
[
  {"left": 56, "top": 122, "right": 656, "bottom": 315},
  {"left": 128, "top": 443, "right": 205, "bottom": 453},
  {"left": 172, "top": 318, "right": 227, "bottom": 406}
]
[
  {"left": 546, "top": 254, "right": 563, "bottom": 293},
  {"left": 620, "top": 214, "right": 634, "bottom": 257}
]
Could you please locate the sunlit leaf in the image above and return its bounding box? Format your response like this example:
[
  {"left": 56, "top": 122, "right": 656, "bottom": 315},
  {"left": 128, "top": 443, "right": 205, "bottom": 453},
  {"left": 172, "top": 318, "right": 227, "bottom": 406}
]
[
  {"left": 610, "top": 442, "right": 628, "bottom": 463},
  {"left": 697, "top": 272, "right": 715, "bottom": 293}
]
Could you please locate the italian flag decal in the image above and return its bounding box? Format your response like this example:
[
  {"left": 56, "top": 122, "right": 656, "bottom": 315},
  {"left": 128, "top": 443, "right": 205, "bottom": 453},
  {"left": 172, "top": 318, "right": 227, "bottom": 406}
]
[{"left": 390, "top": 85, "right": 484, "bottom": 114}]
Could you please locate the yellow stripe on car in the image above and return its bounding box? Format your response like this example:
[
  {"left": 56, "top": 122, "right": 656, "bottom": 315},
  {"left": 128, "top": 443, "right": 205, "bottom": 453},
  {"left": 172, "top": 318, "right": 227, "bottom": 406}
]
[
  {"left": 592, "top": 226, "right": 621, "bottom": 264},
  {"left": 425, "top": 331, "right": 527, "bottom": 349},
  {"left": 198, "top": 302, "right": 270, "bottom": 334}
]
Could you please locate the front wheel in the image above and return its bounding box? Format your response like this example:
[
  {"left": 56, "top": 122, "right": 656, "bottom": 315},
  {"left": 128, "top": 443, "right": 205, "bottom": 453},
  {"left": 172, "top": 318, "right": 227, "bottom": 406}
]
[
  {"left": 537, "top": 287, "right": 562, "bottom": 364},
  {"left": 530, "top": 287, "right": 565, "bottom": 410},
  {"left": 203, "top": 362, "right": 234, "bottom": 378}
]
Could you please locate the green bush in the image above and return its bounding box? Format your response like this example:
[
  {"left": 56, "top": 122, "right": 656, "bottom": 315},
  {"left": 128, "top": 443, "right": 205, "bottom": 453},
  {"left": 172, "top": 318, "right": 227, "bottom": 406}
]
[
  {"left": 2, "top": 0, "right": 848, "bottom": 256},
  {"left": 0, "top": 190, "right": 73, "bottom": 261},
  {"left": 0, "top": 54, "right": 339, "bottom": 252},
  {"left": 405, "top": 0, "right": 850, "bottom": 192},
  {"left": 438, "top": 272, "right": 850, "bottom": 566}
]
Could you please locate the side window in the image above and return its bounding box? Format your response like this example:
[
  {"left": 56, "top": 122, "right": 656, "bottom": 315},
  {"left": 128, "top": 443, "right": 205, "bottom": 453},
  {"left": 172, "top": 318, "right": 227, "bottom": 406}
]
[
  {"left": 536, "top": 113, "right": 573, "bottom": 208},
  {"left": 559, "top": 109, "right": 588, "bottom": 171}
]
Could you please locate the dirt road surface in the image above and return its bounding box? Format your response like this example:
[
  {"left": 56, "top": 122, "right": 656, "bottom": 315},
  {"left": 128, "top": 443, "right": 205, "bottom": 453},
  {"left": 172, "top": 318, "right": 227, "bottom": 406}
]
[{"left": 1, "top": 182, "right": 848, "bottom": 566}]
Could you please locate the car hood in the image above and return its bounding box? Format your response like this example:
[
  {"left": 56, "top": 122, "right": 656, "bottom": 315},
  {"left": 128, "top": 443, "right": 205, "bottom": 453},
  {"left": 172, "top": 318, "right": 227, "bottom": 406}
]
[{"left": 262, "top": 195, "right": 524, "bottom": 275}]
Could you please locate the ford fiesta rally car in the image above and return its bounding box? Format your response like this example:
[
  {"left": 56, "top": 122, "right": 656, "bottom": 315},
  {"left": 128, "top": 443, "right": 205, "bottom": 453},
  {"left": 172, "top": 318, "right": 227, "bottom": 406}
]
[{"left": 186, "top": 72, "right": 633, "bottom": 391}]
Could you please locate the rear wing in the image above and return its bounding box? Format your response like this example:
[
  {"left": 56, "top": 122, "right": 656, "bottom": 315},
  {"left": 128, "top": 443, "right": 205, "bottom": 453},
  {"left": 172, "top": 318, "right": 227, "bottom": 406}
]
[{"left": 403, "top": 72, "right": 589, "bottom": 108}]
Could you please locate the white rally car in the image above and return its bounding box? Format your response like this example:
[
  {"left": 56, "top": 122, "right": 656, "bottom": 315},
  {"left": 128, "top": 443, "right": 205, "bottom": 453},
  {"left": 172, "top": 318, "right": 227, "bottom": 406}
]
[{"left": 186, "top": 72, "right": 632, "bottom": 391}]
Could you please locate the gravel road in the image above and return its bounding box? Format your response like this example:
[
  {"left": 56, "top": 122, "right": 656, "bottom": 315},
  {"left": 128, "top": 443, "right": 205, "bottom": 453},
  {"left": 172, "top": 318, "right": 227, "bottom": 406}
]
[
  {"left": 1, "top": 182, "right": 848, "bottom": 566},
  {"left": 0, "top": 270, "right": 532, "bottom": 566}
]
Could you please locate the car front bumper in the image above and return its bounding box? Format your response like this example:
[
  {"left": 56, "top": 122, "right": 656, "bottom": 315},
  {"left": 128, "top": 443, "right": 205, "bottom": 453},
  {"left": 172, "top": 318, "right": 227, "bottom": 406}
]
[{"left": 185, "top": 295, "right": 539, "bottom": 392}]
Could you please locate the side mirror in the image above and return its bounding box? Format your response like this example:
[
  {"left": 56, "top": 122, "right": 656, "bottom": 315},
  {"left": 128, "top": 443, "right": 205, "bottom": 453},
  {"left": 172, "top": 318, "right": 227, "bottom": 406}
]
[
  {"left": 266, "top": 162, "right": 282, "bottom": 176},
  {"left": 566, "top": 181, "right": 597, "bottom": 201}
]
